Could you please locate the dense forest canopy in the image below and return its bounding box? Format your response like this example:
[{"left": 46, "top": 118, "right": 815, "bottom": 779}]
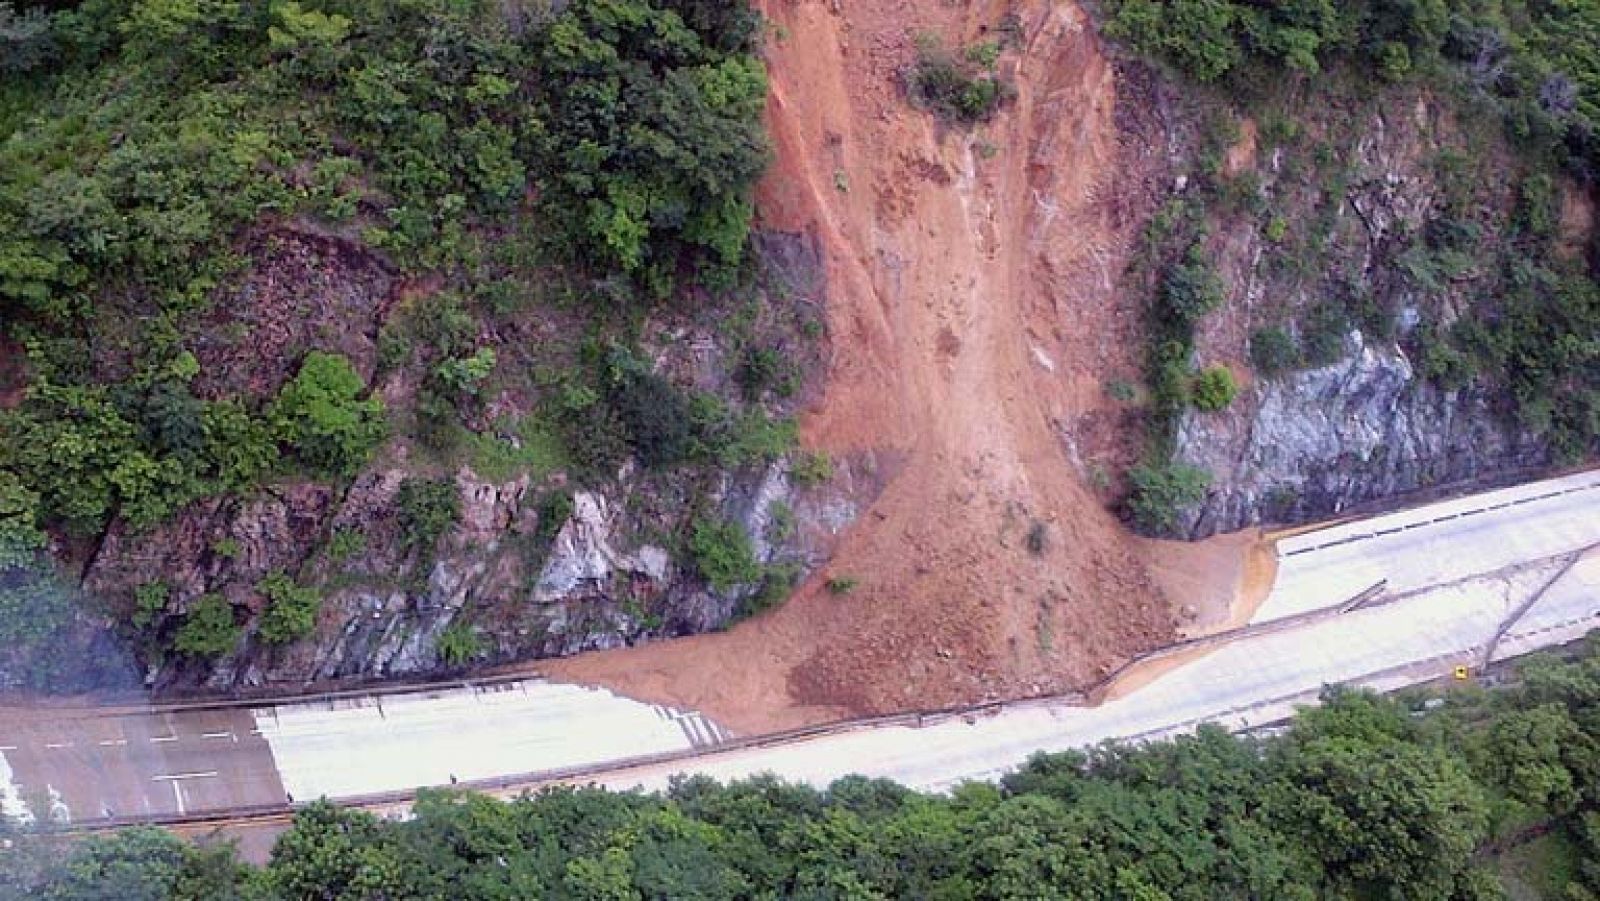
[{"left": 9, "top": 645, "right": 1600, "bottom": 898}]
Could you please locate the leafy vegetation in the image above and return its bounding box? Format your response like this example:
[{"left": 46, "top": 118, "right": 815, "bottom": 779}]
[
  {"left": 0, "top": 0, "right": 778, "bottom": 671},
  {"left": 255, "top": 570, "right": 320, "bottom": 645},
  {"left": 171, "top": 594, "right": 240, "bottom": 658},
  {"left": 130, "top": 581, "right": 168, "bottom": 630},
  {"left": 909, "top": 34, "right": 1010, "bottom": 124},
  {"left": 395, "top": 478, "right": 460, "bottom": 555},
  {"left": 689, "top": 515, "right": 760, "bottom": 592},
  {"left": 268, "top": 352, "right": 386, "bottom": 479},
  {"left": 1109, "top": 0, "right": 1600, "bottom": 463},
  {"left": 1190, "top": 364, "right": 1238, "bottom": 411},
  {"left": 434, "top": 621, "right": 483, "bottom": 667},
  {"left": 20, "top": 642, "right": 1600, "bottom": 897},
  {"left": 1126, "top": 461, "right": 1210, "bottom": 534}
]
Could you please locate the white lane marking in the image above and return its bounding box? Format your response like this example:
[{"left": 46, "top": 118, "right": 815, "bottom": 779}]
[
  {"left": 0, "top": 746, "right": 17, "bottom": 752},
  {"left": 97, "top": 739, "right": 128, "bottom": 747},
  {"left": 169, "top": 781, "right": 184, "bottom": 816},
  {"left": 151, "top": 772, "right": 218, "bottom": 781},
  {"left": 200, "top": 731, "right": 233, "bottom": 740},
  {"left": 149, "top": 735, "right": 179, "bottom": 743},
  {"left": 43, "top": 742, "right": 72, "bottom": 750}
]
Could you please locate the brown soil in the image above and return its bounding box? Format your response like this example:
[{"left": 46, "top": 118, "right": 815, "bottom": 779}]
[{"left": 548, "top": 0, "right": 1253, "bottom": 734}]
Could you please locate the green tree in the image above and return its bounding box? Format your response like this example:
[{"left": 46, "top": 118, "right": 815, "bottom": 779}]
[
  {"left": 0, "top": 471, "right": 44, "bottom": 570},
  {"left": 172, "top": 594, "right": 240, "bottom": 658},
  {"left": 1190, "top": 365, "right": 1238, "bottom": 411},
  {"left": 690, "top": 516, "right": 760, "bottom": 591},
  {"left": 255, "top": 570, "right": 319, "bottom": 645},
  {"left": 1126, "top": 462, "right": 1209, "bottom": 535},
  {"left": 269, "top": 352, "right": 386, "bottom": 478}
]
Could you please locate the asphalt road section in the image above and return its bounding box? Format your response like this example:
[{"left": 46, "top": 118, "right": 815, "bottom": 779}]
[{"left": 1, "top": 468, "right": 1597, "bottom": 824}]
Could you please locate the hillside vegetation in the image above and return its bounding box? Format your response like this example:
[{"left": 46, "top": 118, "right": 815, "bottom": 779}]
[
  {"left": 1105, "top": 0, "right": 1600, "bottom": 532},
  {"left": 0, "top": 0, "right": 820, "bottom": 686},
  {"left": 11, "top": 645, "right": 1600, "bottom": 898}
]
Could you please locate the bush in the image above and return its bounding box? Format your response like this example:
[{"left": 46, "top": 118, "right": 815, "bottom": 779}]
[
  {"left": 325, "top": 528, "right": 366, "bottom": 563},
  {"left": 789, "top": 451, "right": 834, "bottom": 487},
  {"left": 534, "top": 490, "right": 575, "bottom": 546},
  {"left": 1190, "top": 365, "right": 1238, "bottom": 411},
  {"left": 825, "top": 576, "right": 857, "bottom": 595},
  {"left": 434, "top": 348, "right": 497, "bottom": 401},
  {"left": 609, "top": 366, "right": 695, "bottom": 469},
  {"left": 690, "top": 516, "right": 760, "bottom": 592},
  {"left": 736, "top": 346, "right": 796, "bottom": 401},
  {"left": 1127, "top": 462, "right": 1210, "bottom": 535},
  {"left": 256, "top": 570, "right": 320, "bottom": 645},
  {"left": 1160, "top": 250, "right": 1226, "bottom": 328},
  {"left": 743, "top": 562, "right": 800, "bottom": 619},
  {"left": 269, "top": 352, "right": 386, "bottom": 478},
  {"left": 396, "top": 478, "right": 460, "bottom": 553},
  {"left": 909, "top": 35, "right": 1009, "bottom": 124},
  {"left": 1249, "top": 327, "right": 1300, "bottom": 377},
  {"left": 435, "top": 622, "right": 482, "bottom": 667},
  {"left": 201, "top": 401, "right": 279, "bottom": 492},
  {"left": 173, "top": 594, "right": 240, "bottom": 658},
  {"left": 132, "top": 581, "right": 169, "bottom": 630},
  {"left": 0, "top": 472, "right": 44, "bottom": 570}
]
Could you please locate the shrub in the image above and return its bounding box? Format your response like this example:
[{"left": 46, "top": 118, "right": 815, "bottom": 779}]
[
  {"left": 910, "top": 35, "right": 1009, "bottom": 124},
  {"left": 1127, "top": 462, "right": 1210, "bottom": 535},
  {"left": 609, "top": 367, "right": 694, "bottom": 469},
  {"left": 269, "top": 352, "right": 386, "bottom": 478},
  {"left": 256, "top": 570, "right": 320, "bottom": 645},
  {"left": 690, "top": 516, "right": 760, "bottom": 592},
  {"left": 396, "top": 478, "right": 460, "bottom": 553},
  {"left": 1191, "top": 365, "right": 1238, "bottom": 411},
  {"left": 173, "top": 594, "right": 240, "bottom": 658},
  {"left": 1160, "top": 250, "right": 1226, "bottom": 328},
  {"left": 1250, "top": 327, "right": 1300, "bottom": 377},
  {"left": 736, "top": 346, "right": 796, "bottom": 401},
  {"left": 534, "top": 490, "right": 575, "bottom": 546},
  {"left": 0, "top": 472, "right": 44, "bottom": 570},
  {"left": 789, "top": 451, "right": 834, "bottom": 487},
  {"left": 434, "top": 348, "right": 497, "bottom": 400},
  {"left": 132, "top": 581, "right": 169, "bottom": 629},
  {"left": 744, "top": 562, "right": 800, "bottom": 619},
  {"left": 435, "top": 622, "right": 483, "bottom": 667},
  {"left": 825, "top": 576, "right": 858, "bottom": 595},
  {"left": 325, "top": 528, "right": 366, "bottom": 563},
  {"left": 201, "top": 401, "right": 279, "bottom": 492}
]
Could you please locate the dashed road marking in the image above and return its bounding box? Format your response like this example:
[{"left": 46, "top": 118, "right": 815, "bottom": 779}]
[
  {"left": 98, "top": 739, "right": 128, "bottom": 747},
  {"left": 149, "top": 735, "right": 179, "bottom": 743},
  {"left": 43, "top": 742, "right": 72, "bottom": 750}
]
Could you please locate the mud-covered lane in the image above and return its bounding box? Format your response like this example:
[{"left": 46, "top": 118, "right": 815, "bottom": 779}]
[{"left": 0, "top": 706, "right": 282, "bottom": 821}]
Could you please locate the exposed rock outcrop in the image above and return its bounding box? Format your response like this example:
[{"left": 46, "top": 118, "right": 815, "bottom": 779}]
[{"left": 1175, "top": 330, "right": 1548, "bottom": 535}]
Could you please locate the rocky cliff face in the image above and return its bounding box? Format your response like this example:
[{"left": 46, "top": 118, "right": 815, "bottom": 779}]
[
  {"left": 1175, "top": 330, "right": 1548, "bottom": 535},
  {"left": 41, "top": 231, "right": 874, "bottom": 695}
]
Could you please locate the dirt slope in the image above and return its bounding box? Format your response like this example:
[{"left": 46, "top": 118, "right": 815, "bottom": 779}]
[{"left": 548, "top": 0, "right": 1249, "bottom": 733}]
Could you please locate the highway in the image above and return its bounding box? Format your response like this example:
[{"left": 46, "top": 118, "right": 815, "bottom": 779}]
[{"left": 1, "top": 469, "right": 1598, "bottom": 825}]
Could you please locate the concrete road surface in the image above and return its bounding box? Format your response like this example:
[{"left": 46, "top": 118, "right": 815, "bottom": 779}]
[{"left": 1, "top": 469, "right": 1597, "bottom": 823}]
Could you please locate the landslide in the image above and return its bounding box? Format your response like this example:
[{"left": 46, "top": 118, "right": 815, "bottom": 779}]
[{"left": 548, "top": 0, "right": 1245, "bottom": 730}]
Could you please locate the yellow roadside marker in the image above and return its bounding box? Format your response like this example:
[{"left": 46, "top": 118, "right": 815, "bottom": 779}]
[{"left": 1453, "top": 665, "right": 1470, "bottom": 681}]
